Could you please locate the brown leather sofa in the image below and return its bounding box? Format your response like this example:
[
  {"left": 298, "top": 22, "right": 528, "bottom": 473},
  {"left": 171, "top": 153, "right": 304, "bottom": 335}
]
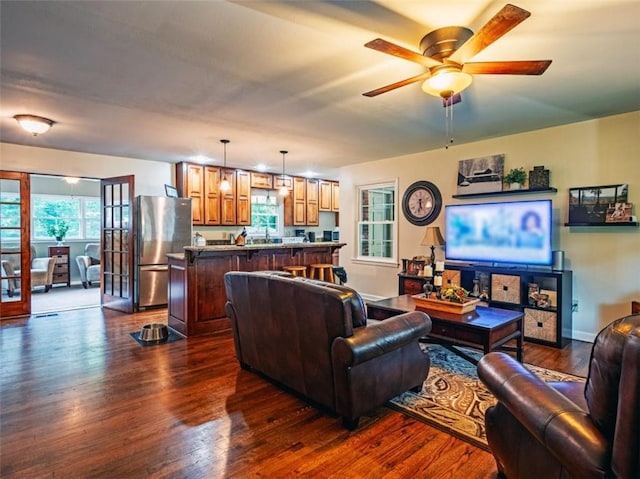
[
  {"left": 224, "top": 271, "right": 432, "bottom": 429},
  {"left": 478, "top": 314, "right": 640, "bottom": 479}
]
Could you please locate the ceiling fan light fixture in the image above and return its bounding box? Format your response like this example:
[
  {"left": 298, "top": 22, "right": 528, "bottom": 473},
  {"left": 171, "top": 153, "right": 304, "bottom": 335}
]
[
  {"left": 14, "top": 114, "right": 55, "bottom": 136},
  {"left": 421, "top": 67, "right": 472, "bottom": 97}
]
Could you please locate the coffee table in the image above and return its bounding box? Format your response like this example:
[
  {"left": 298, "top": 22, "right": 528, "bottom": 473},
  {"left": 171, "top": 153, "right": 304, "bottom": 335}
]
[{"left": 367, "top": 295, "right": 523, "bottom": 364}]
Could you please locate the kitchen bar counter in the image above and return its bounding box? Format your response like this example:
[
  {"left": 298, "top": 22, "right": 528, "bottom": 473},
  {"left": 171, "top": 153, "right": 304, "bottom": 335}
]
[{"left": 168, "top": 242, "right": 345, "bottom": 336}]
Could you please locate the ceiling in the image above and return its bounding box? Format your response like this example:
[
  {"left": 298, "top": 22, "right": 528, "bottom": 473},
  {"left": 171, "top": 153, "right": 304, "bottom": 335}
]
[{"left": 1, "top": 1, "right": 639, "bottom": 180}]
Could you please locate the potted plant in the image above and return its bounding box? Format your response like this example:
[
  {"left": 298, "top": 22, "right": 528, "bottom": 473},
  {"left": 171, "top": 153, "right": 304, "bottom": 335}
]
[
  {"left": 46, "top": 220, "right": 70, "bottom": 245},
  {"left": 504, "top": 167, "right": 527, "bottom": 190}
]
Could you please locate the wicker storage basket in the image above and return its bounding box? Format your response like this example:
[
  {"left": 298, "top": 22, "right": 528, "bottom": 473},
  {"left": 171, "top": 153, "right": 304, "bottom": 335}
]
[{"left": 491, "top": 274, "right": 521, "bottom": 304}]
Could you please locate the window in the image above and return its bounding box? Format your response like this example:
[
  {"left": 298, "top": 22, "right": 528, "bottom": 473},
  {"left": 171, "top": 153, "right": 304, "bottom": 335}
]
[
  {"left": 246, "top": 190, "right": 282, "bottom": 237},
  {"left": 31, "top": 194, "right": 101, "bottom": 240},
  {"left": 356, "top": 181, "right": 397, "bottom": 263}
]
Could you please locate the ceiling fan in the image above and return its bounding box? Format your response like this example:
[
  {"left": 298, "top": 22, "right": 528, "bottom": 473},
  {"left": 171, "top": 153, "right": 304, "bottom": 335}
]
[{"left": 362, "top": 3, "right": 551, "bottom": 105}]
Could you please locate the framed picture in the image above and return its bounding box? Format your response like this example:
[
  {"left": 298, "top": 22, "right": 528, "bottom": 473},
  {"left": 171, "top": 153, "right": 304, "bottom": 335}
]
[
  {"left": 164, "top": 184, "right": 179, "bottom": 198},
  {"left": 457, "top": 154, "right": 505, "bottom": 195},
  {"left": 606, "top": 202, "right": 633, "bottom": 222},
  {"left": 568, "top": 184, "right": 628, "bottom": 223}
]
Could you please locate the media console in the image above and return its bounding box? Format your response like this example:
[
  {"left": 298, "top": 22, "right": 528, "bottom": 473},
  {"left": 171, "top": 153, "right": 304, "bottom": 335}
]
[{"left": 398, "top": 263, "right": 572, "bottom": 348}]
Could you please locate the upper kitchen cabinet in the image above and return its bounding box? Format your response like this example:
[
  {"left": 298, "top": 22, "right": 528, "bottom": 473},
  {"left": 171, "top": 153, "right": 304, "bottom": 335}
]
[
  {"left": 274, "top": 175, "right": 293, "bottom": 191},
  {"left": 306, "top": 179, "right": 319, "bottom": 226},
  {"left": 250, "top": 172, "right": 273, "bottom": 189},
  {"left": 236, "top": 170, "right": 251, "bottom": 225},
  {"left": 284, "top": 176, "right": 306, "bottom": 226},
  {"left": 176, "top": 163, "right": 204, "bottom": 225},
  {"left": 331, "top": 181, "right": 339, "bottom": 212},
  {"left": 204, "top": 166, "right": 221, "bottom": 225},
  {"left": 319, "top": 180, "right": 332, "bottom": 211},
  {"left": 220, "top": 168, "right": 237, "bottom": 225}
]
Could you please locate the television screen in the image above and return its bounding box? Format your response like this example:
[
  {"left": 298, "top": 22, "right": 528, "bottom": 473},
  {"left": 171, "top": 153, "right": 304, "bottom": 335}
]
[{"left": 445, "top": 199, "right": 552, "bottom": 266}]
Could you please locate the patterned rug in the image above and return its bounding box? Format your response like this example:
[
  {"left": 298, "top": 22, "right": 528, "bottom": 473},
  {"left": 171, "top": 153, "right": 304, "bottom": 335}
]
[{"left": 387, "top": 344, "right": 585, "bottom": 451}]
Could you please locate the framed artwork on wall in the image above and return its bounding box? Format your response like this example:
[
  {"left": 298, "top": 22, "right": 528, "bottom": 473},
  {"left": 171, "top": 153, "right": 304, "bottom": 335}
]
[
  {"left": 457, "top": 154, "right": 505, "bottom": 195},
  {"left": 568, "top": 184, "right": 628, "bottom": 224}
]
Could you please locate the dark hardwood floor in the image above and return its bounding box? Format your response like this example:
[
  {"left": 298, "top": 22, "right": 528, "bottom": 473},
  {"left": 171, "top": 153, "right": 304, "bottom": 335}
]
[{"left": 0, "top": 308, "right": 591, "bottom": 478}]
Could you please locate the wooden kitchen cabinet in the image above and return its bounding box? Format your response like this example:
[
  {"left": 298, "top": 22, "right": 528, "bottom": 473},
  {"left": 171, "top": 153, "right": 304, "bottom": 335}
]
[
  {"left": 204, "top": 166, "right": 221, "bottom": 225},
  {"left": 236, "top": 170, "right": 251, "bottom": 225},
  {"left": 306, "top": 179, "right": 319, "bottom": 226},
  {"left": 274, "top": 175, "right": 293, "bottom": 190},
  {"left": 220, "top": 168, "right": 237, "bottom": 225},
  {"left": 176, "top": 163, "right": 205, "bottom": 225},
  {"left": 286, "top": 177, "right": 307, "bottom": 226},
  {"left": 319, "top": 180, "right": 332, "bottom": 211},
  {"left": 250, "top": 172, "right": 273, "bottom": 189},
  {"left": 331, "top": 181, "right": 339, "bottom": 212},
  {"left": 48, "top": 246, "right": 70, "bottom": 287}
]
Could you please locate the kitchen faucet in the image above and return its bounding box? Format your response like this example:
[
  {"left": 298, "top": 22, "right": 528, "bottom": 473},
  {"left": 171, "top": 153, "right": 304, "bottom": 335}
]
[{"left": 265, "top": 227, "right": 270, "bottom": 243}]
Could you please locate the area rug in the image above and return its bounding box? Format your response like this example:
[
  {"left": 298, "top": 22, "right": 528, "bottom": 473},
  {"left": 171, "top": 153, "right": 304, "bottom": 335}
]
[{"left": 387, "top": 344, "right": 585, "bottom": 451}]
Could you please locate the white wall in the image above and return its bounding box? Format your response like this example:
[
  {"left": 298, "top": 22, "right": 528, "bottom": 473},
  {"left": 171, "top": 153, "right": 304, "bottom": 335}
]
[
  {"left": 339, "top": 111, "right": 640, "bottom": 341},
  {"left": 0, "top": 143, "right": 173, "bottom": 196}
]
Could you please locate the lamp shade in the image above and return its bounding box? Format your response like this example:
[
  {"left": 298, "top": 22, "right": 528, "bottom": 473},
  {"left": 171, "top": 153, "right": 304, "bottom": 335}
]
[
  {"left": 420, "top": 226, "right": 445, "bottom": 246},
  {"left": 421, "top": 67, "right": 472, "bottom": 98}
]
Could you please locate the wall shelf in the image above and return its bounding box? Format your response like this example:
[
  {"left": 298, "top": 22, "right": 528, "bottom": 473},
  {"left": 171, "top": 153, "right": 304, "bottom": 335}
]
[
  {"left": 564, "top": 222, "right": 638, "bottom": 227},
  {"left": 452, "top": 187, "right": 557, "bottom": 199}
]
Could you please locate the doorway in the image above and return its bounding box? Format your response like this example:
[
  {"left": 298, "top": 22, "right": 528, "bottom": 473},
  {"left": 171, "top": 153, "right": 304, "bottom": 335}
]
[{"left": 29, "top": 174, "right": 102, "bottom": 314}]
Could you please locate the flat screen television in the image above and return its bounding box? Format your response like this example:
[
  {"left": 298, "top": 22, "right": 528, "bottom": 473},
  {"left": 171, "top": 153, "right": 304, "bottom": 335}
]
[{"left": 445, "top": 199, "right": 552, "bottom": 266}]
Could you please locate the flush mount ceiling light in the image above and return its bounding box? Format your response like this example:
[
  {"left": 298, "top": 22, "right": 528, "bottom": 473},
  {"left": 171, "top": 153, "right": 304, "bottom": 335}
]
[
  {"left": 14, "top": 114, "right": 55, "bottom": 136},
  {"left": 279, "top": 150, "right": 289, "bottom": 196},
  {"left": 219, "top": 139, "right": 231, "bottom": 192}
]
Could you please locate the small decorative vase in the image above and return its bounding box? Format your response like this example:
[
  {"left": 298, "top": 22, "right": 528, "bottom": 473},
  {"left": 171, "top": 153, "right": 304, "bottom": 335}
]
[{"left": 55, "top": 236, "right": 64, "bottom": 246}]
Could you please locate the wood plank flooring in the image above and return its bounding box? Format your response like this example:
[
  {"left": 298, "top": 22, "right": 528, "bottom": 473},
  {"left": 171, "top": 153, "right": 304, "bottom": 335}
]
[{"left": 0, "top": 308, "right": 591, "bottom": 478}]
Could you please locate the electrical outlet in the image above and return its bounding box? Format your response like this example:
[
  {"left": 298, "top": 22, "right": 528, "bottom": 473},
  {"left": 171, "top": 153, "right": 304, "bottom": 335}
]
[{"left": 572, "top": 300, "right": 578, "bottom": 312}]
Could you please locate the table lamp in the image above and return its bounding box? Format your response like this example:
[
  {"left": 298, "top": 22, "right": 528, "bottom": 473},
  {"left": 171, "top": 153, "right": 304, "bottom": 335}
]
[{"left": 420, "top": 226, "right": 445, "bottom": 269}]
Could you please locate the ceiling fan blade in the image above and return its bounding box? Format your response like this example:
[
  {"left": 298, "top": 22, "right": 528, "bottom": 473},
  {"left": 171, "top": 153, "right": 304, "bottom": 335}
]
[
  {"left": 365, "top": 38, "right": 441, "bottom": 68},
  {"left": 449, "top": 4, "right": 531, "bottom": 64},
  {"left": 463, "top": 60, "right": 552, "bottom": 75},
  {"left": 362, "top": 72, "right": 432, "bottom": 97}
]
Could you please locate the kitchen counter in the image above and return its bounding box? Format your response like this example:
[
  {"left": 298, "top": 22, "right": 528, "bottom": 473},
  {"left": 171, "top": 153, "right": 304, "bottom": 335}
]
[{"left": 167, "top": 242, "right": 345, "bottom": 336}]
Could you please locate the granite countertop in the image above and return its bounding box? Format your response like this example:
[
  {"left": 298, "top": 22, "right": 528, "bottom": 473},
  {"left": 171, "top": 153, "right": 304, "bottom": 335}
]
[
  {"left": 167, "top": 242, "right": 345, "bottom": 259},
  {"left": 184, "top": 241, "right": 345, "bottom": 252}
]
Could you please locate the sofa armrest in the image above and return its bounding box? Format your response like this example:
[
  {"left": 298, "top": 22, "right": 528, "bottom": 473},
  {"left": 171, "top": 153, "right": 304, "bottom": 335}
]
[
  {"left": 478, "top": 352, "right": 609, "bottom": 478},
  {"left": 332, "top": 311, "right": 431, "bottom": 367},
  {"left": 32, "top": 257, "right": 52, "bottom": 270}
]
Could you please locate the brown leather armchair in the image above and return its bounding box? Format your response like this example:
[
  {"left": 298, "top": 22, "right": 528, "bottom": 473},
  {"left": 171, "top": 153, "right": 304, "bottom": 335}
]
[
  {"left": 224, "top": 271, "right": 432, "bottom": 429},
  {"left": 478, "top": 314, "right": 640, "bottom": 479}
]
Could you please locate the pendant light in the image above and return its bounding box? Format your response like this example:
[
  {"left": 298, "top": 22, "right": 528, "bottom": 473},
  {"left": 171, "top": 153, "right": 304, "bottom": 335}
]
[
  {"left": 279, "top": 150, "right": 289, "bottom": 196},
  {"left": 219, "top": 139, "right": 231, "bottom": 192}
]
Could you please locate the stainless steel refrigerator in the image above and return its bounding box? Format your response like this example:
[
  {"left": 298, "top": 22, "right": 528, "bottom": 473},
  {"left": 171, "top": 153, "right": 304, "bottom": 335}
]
[{"left": 135, "top": 195, "right": 192, "bottom": 310}]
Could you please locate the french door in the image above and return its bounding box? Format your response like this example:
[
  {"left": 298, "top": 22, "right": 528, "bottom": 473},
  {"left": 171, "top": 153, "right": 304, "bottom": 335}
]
[
  {"left": 100, "top": 176, "right": 135, "bottom": 313},
  {"left": 0, "top": 171, "right": 31, "bottom": 318}
]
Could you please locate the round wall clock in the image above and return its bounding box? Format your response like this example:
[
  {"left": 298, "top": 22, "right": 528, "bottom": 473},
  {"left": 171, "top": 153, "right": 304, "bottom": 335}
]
[{"left": 402, "top": 181, "right": 442, "bottom": 226}]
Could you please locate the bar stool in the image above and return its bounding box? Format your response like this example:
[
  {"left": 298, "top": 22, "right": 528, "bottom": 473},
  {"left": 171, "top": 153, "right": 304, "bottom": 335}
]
[
  {"left": 309, "top": 264, "right": 335, "bottom": 283},
  {"left": 283, "top": 265, "right": 307, "bottom": 277}
]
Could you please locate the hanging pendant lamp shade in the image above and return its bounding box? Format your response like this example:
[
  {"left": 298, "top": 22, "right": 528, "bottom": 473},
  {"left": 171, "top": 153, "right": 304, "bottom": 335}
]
[
  {"left": 279, "top": 150, "right": 289, "bottom": 196},
  {"left": 219, "top": 139, "right": 231, "bottom": 192}
]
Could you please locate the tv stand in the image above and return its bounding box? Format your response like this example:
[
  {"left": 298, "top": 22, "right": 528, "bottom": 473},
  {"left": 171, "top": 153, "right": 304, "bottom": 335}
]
[{"left": 398, "top": 263, "right": 572, "bottom": 348}]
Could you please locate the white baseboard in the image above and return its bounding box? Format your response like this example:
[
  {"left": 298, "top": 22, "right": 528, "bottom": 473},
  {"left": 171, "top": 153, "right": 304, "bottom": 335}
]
[{"left": 571, "top": 330, "right": 596, "bottom": 343}]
